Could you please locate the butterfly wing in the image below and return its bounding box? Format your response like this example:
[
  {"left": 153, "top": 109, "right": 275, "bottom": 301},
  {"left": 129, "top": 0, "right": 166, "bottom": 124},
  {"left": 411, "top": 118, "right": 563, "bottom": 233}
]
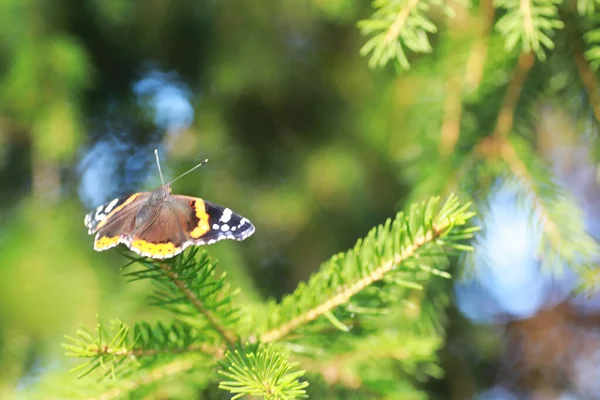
[
  {"left": 85, "top": 193, "right": 150, "bottom": 252},
  {"left": 170, "top": 195, "right": 255, "bottom": 245},
  {"left": 84, "top": 193, "right": 149, "bottom": 234}
]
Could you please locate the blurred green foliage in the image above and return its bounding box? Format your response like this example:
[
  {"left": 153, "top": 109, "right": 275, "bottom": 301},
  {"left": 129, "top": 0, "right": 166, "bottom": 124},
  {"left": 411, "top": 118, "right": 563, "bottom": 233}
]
[
  {"left": 0, "top": 1, "right": 408, "bottom": 398},
  {"left": 1, "top": 0, "right": 600, "bottom": 399}
]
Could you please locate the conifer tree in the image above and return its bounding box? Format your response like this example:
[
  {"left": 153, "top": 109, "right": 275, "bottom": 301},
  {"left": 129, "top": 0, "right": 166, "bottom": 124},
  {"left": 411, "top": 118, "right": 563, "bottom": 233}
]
[
  {"left": 61, "top": 195, "right": 476, "bottom": 399},
  {"left": 5, "top": 0, "right": 600, "bottom": 398}
]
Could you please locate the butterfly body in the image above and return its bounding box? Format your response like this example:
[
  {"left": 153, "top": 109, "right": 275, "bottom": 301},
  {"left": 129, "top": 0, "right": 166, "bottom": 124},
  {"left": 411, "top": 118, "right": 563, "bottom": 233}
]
[{"left": 84, "top": 183, "right": 255, "bottom": 259}]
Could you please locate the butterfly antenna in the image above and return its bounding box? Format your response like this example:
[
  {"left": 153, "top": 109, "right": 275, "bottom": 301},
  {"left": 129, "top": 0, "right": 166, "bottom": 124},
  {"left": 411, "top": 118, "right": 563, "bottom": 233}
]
[
  {"left": 154, "top": 149, "right": 165, "bottom": 185},
  {"left": 169, "top": 158, "right": 209, "bottom": 185}
]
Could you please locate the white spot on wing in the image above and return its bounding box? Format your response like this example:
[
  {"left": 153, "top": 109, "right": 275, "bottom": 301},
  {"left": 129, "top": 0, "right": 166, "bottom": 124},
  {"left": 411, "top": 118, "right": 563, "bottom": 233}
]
[
  {"left": 104, "top": 198, "right": 119, "bottom": 213},
  {"left": 221, "top": 224, "right": 230, "bottom": 231},
  {"left": 212, "top": 223, "right": 219, "bottom": 230},
  {"left": 220, "top": 208, "right": 232, "bottom": 223},
  {"left": 240, "top": 218, "right": 249, "bottom": 226}
]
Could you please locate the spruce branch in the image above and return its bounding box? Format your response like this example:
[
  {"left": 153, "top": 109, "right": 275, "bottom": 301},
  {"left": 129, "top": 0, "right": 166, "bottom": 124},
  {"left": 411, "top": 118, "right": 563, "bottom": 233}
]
[
  {"left": 439, "top": 74, "right": 463, "bottom": 156},
  {"left": 577, "top": 0, "right": 600, "bottom": 15},
  {"left": 63, "top": 196, "right": 475, "bottom": 398},
  {"left": 474, "top": 51, "right": 534, "bottom": 169},
  {"left": 64, "top": 320, "right": 222, "bottom": 379},
  {"left": 576, "top": 266, "right": 600, "bottom": 293},
  {"left": 463, "top": 0, "right": 495, "bottom": 93},
  {"left": 64, "top": 250, "right": 243, "bottom": 392},
  {"left": 440, "top": 0, "right": 496, "bottom": 155},
  {"left": 86, "top": 358, "right": 197, "bottom": 400},
  {"left": 574, "top": 30, "right": 600, "bottom": 120},
  {"left": 123, "top": 248, "right": 241, "bottom": 344},
  {"left": 584, "top": 25, "right": 600, "bottom": 71},
  {"left": 473, "top": 52, "right": 534, "bottom": 180},
  {"left": 500, "top": 138, "right": 600, "bottom": 274},
  {"left": 494, "top": 0, "right": 564, "bottom": 60},
  {"left": 358, "top": 0, "right": 464, "bottom": 69},
  {"left": 467, "top": 46, "right": 600, "bottom": 279},
  {"left": 492, "top": 52, "right": 535, "bottom": 139},
  {"left": 158, "top": 262, "right": 237, "bottom": 344},
  {"left": 560, "top": 15, "right": 600, "bottom": 165},
  {"left": 260, "top": 195, "right": 476, "bottom": 343},
  {"left": 218, "top": 344, "right": 309, "bottom": 400},
  {"left": 297, "top": 330, "right": 443, "bottom": 387}
]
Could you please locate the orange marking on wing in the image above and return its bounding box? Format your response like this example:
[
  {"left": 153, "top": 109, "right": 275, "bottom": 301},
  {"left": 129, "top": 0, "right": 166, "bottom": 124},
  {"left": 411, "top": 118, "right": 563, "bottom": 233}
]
[
  {"left": 130, "top": 239, "right": 179, "bottom": 257},
  {"left": 190, "top": 200, "right": 210, "bottom": 238},
  {"left": 95, "top": 193, "right": 141, "bottom": 231},
  {"left": 95, "top": 235, "right": 120, "bottom": 250}
]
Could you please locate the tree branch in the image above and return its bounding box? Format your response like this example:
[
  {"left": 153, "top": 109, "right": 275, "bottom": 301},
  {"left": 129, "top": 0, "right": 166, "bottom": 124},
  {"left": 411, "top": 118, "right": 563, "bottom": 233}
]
[
  {"left": 384, "top": 0, "right": 422, "bottom": 44},
  {"left": 520, "top": 0, "right": 535, "bottom": 47},
  {"left": 574, "top": 37, "right": 600, "bottom": 122},
  {"left": 439, "top": 1, "right": 474, "bottom": 156},
  {"left": 88, "top": 358, "right": 196, "bottom": 400},
  {"left": 475, "top": 52, "right": 535, "bottom": 159},
  {"left": 260, "top": 223, "right": 447, "bottom": 343},
  {"left": 493, "top": 52, "right": 535, "bottom": 139},
  {"left": 93, "top": 342, "right": 223, "bottom": 359},
  {"left": 439, "top": 73, "right": 463, "bottom": 156},
  {"left": 159, "top": 263, "right": 237, "bottom": 345},
  {"left": 464, "top": 0, "right": 495, "bottom": 92},
  {"left": 499, "top": 141, "right": 563, "bottom": 249}
]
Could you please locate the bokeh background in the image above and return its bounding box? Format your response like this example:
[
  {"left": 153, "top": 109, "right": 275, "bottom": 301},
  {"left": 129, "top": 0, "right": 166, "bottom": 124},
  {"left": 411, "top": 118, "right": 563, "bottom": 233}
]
[{"left": 2, "top": 0, "right": 600, "bottom": 399}]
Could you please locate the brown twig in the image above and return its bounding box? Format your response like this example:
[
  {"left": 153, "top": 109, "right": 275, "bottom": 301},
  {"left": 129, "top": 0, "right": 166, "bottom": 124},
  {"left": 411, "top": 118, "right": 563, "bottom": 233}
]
[
  {"left": 463, "top": 0, "right": 495, "bottom": 93},
  {"left": 160, "top": 264, "right": 237, "bottom": 345},
  {"left": 94, "top": 342, "right": 224, "bottom": 359},
  {"left": 474, "top": 52, "right": 535, "bottom": 160},
  {"left": 499, "top": 142, "right": 563, "bottom": 250},
  {"left": 493, "top": 52, "right": 536, "bottom": 140},
  {"left": 439, "top": 74, "right": 463, "bottom": 156},
  {"left": 574, "top": 38, "right": 600, "bottom": 122},
  {"left": 440, "top": 0, "right": 494, "bottom": 156},
  {"left": 471, "top": 48, "right": 565, "bottom": 259}
]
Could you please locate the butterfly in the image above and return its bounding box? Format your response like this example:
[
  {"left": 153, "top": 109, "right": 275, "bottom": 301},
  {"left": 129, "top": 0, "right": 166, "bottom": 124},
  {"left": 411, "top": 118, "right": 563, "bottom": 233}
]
[{"left": 84, "top": 150, "right": 255, "bottom": 259}]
